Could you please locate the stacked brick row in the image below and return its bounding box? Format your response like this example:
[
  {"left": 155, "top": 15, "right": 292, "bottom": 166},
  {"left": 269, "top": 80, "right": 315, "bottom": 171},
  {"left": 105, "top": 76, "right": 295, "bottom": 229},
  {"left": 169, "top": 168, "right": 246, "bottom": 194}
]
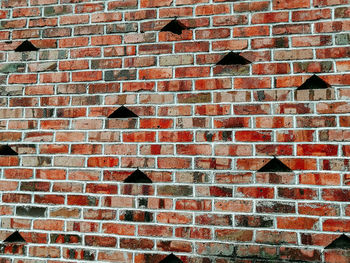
[{"left": 0, "top": 0, "right": 350, "bottom": 262}]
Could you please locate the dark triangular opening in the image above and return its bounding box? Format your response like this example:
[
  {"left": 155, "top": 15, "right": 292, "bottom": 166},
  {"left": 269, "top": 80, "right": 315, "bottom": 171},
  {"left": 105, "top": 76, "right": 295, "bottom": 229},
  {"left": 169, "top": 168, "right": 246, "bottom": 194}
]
[
  {"left": 124, "top": 168, "right": 152, "bottom": 183},
  {"left": 14, "top": 40, "right": 39, "bottom": 52},
  {"left": 108, "top": 106, "right": 138, "bottom": 118},
  {"left": 3, "top": 231, "right": 26, "bottom": 243},
  {"left": 325, "top": 234, "right": 350, "bottom": 249},
  {"left": 160, "top": 19, "right": 186, "bottom": 35},
  {"left": 216, "top": 52, "right": 251, "bottom": 65},
  {"left": 297, "top": 74, "right": 330, "bottom": 90},
  {"left": 159, "top": 253, "right": 183, "bottom": 263},
  {"left": 0, "top": 145, "right": 18, "bottom": 155},
  {"left": 257, "top": 157, "right": 292, "bottom": 172}
]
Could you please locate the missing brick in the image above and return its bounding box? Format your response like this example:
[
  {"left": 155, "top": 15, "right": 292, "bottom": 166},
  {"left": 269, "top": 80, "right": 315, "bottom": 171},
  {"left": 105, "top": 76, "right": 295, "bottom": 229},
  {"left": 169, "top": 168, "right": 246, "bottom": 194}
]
[
  {"left": 216, "top": 52, "right": 251, "bottom": 65},
  {"left": 159, "top": 253, "right": 183, "bottom": 263},
  {"left": 108, "top": 106, "right": 138, "bottom": 118},
  {"left": 257, "top": 157, "right": 292, "bottom": 172},
  {"left": 14, "top": 40, "right": 39, "bottom": 52},
  {"left": 124, "top": 169, "right": 152, "bottom": 183},
  {"left": 325, "top": 234, "right": 350, "bottom": 249},
  {"left": 0, "top": 145, "right": 18, "bottom": 155},
  {"left": 161, "top": 19, "right": 186, "bottom": 35},
  {"left": 3, "top": 231, "right": 26, "bottom": 243},
  {"left": 297, "top": 74, "right": 330, "bottom": 90}
]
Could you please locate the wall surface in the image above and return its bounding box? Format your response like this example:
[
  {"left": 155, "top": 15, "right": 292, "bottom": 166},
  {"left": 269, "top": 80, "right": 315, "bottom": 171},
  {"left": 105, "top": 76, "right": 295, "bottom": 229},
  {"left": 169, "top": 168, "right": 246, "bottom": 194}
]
[{"left": 0, "top": 0, "right": 350, "bottom": 262}]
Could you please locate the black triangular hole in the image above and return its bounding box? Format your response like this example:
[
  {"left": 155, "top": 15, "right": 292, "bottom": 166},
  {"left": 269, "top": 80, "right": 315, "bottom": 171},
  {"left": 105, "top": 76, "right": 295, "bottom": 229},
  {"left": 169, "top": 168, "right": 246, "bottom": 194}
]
[
  {"left": 257, "top": 157, "right": 292, "bottom": 172},
  {"left": 3, "top": 231, "right": 26, "bottom": 243},
  {"left": 216, "top": 52, "right": 251, "bottom": 65},
  {"left": 108, "top": 106, "right": 138, "bottom": 118},
  {"left": 124, "top": 169, "right": 152, "bottom": 183},
  {"left": 159, "top": 253, "right": 183, "bottom": 263},
  {"left": 14, "top": 40, "right": 39, "bottom": 52},
  {"left": 160, "top": 19, "right": 186, "bottom": 35},
  {"left": 297, "top": 75, "right": 330, "bottom": 90},
  {"left": 0, "top": 145, "right": 18, "bottom": 155},
  {"left": 325, "top": 234, "right": 350, "bottom": 249}
]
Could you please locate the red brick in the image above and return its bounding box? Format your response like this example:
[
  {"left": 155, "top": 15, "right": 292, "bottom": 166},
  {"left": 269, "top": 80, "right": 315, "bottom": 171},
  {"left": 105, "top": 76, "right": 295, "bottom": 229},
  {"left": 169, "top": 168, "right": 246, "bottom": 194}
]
[
  {"left": 71, "top": 47, "right": 101, "bottom": 58},
  {"left": 278, "top": 187, "right": 318, "bottom": 200},
  {"left": 34, "top": 219, "right": 64, "bottom": 231},
  {"left": 29, "top": 246, "right": 60, "bottom": 258},
  {"left": 35, "top": 194, "right": 65, "bottom": 205},
  {"left": 158, "top": 158, "right": 192, "bottom": 169},
  {"left": 256, "top": 230, "right": 297, "bottom": 245},
  {"left": 292, "top": 9, "right": 332, "bottom": 21},
  {"left": 91, "top": 35, "right": 122, "bottom": 46},
  {"left": 253, "top": 63, "right": 290, "bottom": 75},
  {"left": 212, "top": 39, "right": 248, "bottom": 51},
  {"left": 40, "top": 73, "right": 69, "bottom": 83},
  {"left": 195, "top": 157, "right": 231, "bottom": 170},
  {"left": 59, "top": 37, "right": 89, "bottom": 48},
  {"left": 273, "top": 23, "right": 311, "bottom": 35},
  {"left": 234, "top": 1, "right": 270, "bottom": 12},
  {"left": 72, "top": 71, "right": 102, "bottom": 82},
  {"left": 323, "top": 219, "right": 350, "bottom": 232},
  {"left": 85, "top": 235, "right": 117, "bottom": 247},
  {"left": 252, "top": 37, "right": 289, "bottom": 49},
  {"left": 297, "top": 144, "right": 338, "bottom": 156},
  {"left": 138, "top": 225, "right": 172, "bottom": 237},
  {"left": 139, "top": 44, "right": 172, "bottom": 55},
  {"left": 214, "top": 144, "right": 252, "bottom": 156},
  {"left": 87, "top": 157, "right": 119, "bottom": 168},
  {"left": 298, "top": 203, "right": 340, "bottom": 216},
  {"left": 91, "top": 12, "right": 122, "bottom": 23},
  {"left": 252, "top": 12, "right": 289, "bottom": 24},
  {"left": 75, "top": 3, "right": 104, "bottom": 13},
  {"left": 292, "top": 36, "right": 332, "bottom": 47},
  {"left": 108, "top": 0, "right": 137, "bottom": 9},
  {"left": 177, "top": 144, "right": 212, "bottom": 156},
  {"left": 196, "top": 28, "right": 230, "bottom": 39},
  {"left": 159, "top": 131, "right": 193, "bottom": 142},
  {"left": 140, "top": 118, "right": 173, "bottom": 129},
  {"left": 60, "top": 15, "right": 89, "bottom": 25},
  {"left": 277, "top": 217, "right": 318, "bottom": 230},
  {"left": 273, "top": 0, "right": 310, "bottom": 9},
  {"left": 317, "top": 47, "right": 350, "bottom": 59},
  {"left": 8, "top": 74, "right": 37, "bottom": 84},
  {"left": 175, "top": 42, "right": 209, "bottom": 53},
  {"left": 213, "top": 15, "right": 248, "bottom": 26},
  {"left": 36, "top": 169, "right": 66, "bottom": 180},
  {"left": 234, "top": 26, "right": 270, "bottom": 37},
  {"left": 86, "top": 183, "right": 118, "bottom": 194},
  {"left": 314, "top": 0, "right": 349, "bottom": 6},
  {"left": 41, "top": 96, "right": 69, "bottom": 106},
  {"left": 196, "top": 4, "right": 230, "bottom": 16},
  {"left": 3, "top": 193, "right": 31, "bottom": 203},
  {"left": 196, "top": 105, "right": 231, "bottom": 116},
  {"left": 175, "top": 67, "right": 210, "bottom": 78},
  {"left": 139, "top": 68, "right": 172, "bottom": 80},
  {"left": 123, "top": 132, "right": 156, "bottom": 142},
  {"left": 140, "top": 0, "right": 171, "bottom": 8},
  {"left": 236, "top": 187, "right": 274, "bottom": 199},
  {"left": 59, "top": 60, "right": 89, "bottom": 71},
  {"left": 235, "top": 131, "right": 272, "bottom": 142}
]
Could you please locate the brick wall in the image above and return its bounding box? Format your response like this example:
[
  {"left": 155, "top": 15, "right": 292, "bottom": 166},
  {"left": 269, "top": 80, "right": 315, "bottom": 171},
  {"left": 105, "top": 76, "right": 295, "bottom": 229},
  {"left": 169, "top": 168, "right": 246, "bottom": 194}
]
[{"left": 0, "top": 0, "right": 349, "bottom": 262}]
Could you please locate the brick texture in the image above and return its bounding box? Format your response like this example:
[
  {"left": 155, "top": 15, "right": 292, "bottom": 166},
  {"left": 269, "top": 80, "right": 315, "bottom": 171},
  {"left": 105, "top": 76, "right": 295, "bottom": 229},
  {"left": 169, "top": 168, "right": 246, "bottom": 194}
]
[{"left": 0, "top": 0, "right": 349, "bottom": 262}]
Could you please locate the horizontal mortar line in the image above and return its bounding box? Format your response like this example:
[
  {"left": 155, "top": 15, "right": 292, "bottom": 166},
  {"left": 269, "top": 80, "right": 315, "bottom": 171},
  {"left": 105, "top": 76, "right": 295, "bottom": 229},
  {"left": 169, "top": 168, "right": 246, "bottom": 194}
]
[
  {"left": 4, "top": 195, "right": 349, "bottom": 202},
  {"left": 0, "top": 166, "right": 346, "bottom": 171}
]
